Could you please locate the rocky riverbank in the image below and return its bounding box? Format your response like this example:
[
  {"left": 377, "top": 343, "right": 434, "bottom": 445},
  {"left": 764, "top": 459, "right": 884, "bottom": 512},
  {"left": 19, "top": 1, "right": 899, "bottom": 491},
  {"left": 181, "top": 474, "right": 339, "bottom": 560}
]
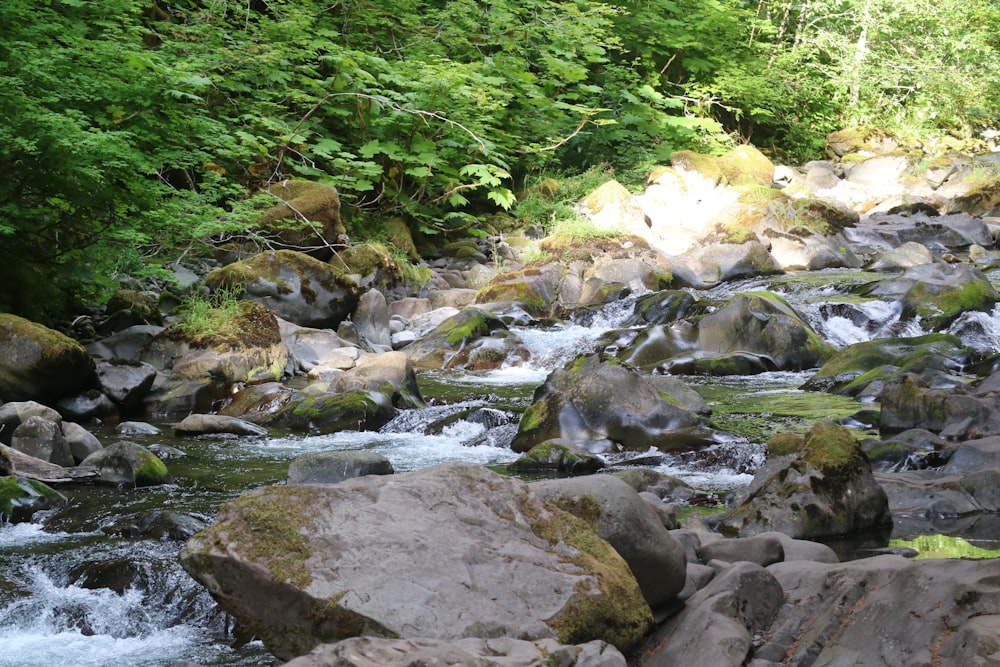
[{"left": 5, "top": 132, "right": 1000, "bottom": 665}]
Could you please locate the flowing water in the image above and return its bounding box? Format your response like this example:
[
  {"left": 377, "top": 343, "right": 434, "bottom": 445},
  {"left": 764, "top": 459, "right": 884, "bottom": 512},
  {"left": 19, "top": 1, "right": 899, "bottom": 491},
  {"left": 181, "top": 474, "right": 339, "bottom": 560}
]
[{"left": 3, "top": 268, "right": 1000, "bottom": 665}]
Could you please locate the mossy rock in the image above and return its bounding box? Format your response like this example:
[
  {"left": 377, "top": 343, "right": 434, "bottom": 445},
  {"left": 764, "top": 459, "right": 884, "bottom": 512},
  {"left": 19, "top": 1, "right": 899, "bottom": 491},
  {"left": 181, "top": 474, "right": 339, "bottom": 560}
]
[
  {"left": 102, "top": 289, "right": 163, "bottom": 331},
  {"left": 79, "top": 440, "right": 169, "bottom": 487},
  {"left": 797, "top": 421, "right": 867, "bottom": 471},
  {"left": 790, "top": 198, "right": 859, "bottom": 235},
  {"left": 256, "top": 180, "right": 345, "bottom": 258},
  {"left": 717, "top": 144, "right": 775, "bottom": 187},
  {"left": 827, "top": 126, "right": 897, "bottom": 157},
  {"left": 205, "top": 249, "right": 360, "bottom": 328},
  {"left": 167, "top": 299, "right": 282, "bottom": 351},
  {"left": 0, "top": 314, "right": 97, "bottom": 403},
  {"left": 509, "top": 439, "right": 605, "bottom": 475},
  {"left": 670, "top": 150, "right": 723, "bottom": 184},
  {"left": 279, "top": 389, "right": 395, "bottom": 434},
  {"left": 802, "top": 333, "right": 967, "bottom": 396},
  {"left": 334, "top": 243, "right": 402, "bottom": 286},
  {"left": 0, "top": 475, "right": 66, "bottom": 523}
]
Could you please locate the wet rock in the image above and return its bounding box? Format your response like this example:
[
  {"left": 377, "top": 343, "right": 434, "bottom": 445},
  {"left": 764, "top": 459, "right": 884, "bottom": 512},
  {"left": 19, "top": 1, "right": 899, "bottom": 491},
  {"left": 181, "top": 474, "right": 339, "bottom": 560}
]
[
  {"left": 680, "top": 240, "right": 783, "bottom": 285},
  {"left": 0, "top": 476, "right": 66, "bottom": 523},
  {"left": 85, "top": 324, "right": 164, "bottom": 361},
  {"left": 179, "top": 462, "right": 652, "bottom": 660},
  {"left": 281, "top": 637, "right": 627, "bottom": 667},
  {"left": 695, "top": 292, "right": 833, "bottom": 371},
  {"left": 405, "top": 307, "right": 523, "bottom": 371},
  {"left": 218, "top": 382, "right": 295, "bottom": 425},
  {"left": 867, "top": 240, "right": 934, "bottom": 271},
  {"left": 61, "top": 421, "right": 103, "bottom": 463},
  {"left": 714, "top": 422, "right": 891, "bottom": 539},
  {"left": 103, "top": 509, "right": 209, "bottom": 541},
  {"left": 511, "top": 353, "right": 715, "bottom": 455},
  {"left": 115, "top": 421, "right": 161, "bottom": 436},
  {"left": 0, "top": 401, "right": 62, "bottom": 445},
  {"left": 174, "top": 414, "right": 268, "bottom": 437},
  {"left": 858, "top": 262, "right": 1000, "bottom": 330},
  {"left": 0, "top": 314, "right": 97, "bottom": 403},
  {"left": 802, "top": 333, "right": 968, "bottom": 397},
  {"left": 635, "top": 561, "right": 785, "bottom": 667},
  {"left": 509, "top": 440, "right": 606, "bottom": 475},
  {"left": 277, "top": 388, "right": 396, "bottom": 434},
  {"left": 79, "top": 440, "right": 168, "bottom": 487},
  {"left": 352, "top": 289, "right": 391, "bottom": 351},
  {"left": 287, "top": 451, "right": 394, "bottom": 484},
  {"left": 279, "top": 319, "right": 359, "bottom": 372},
  {"left": 54, "top": 389, "right": 119, "bottom": 422}
]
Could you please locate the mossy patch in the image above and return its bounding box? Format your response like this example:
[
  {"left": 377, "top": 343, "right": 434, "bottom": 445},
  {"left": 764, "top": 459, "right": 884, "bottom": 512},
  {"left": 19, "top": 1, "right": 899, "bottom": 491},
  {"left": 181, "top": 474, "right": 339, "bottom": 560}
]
[
  {"left": 517, "top": 492, "right": 652, "bottom": 649},
  {"left": 474, "top": 280, "right": 547, "bottom": 312},
  {"left": 904, "top": 277, "right": 1000, "bottom": 328},
  {"left": 671, "top": 150, "right": 723, "bottom": 184},
  {"left": 169, "top": 299, "right": 281, "bottom": 351},
  {"left": 799, "top": 421, "right": 865, "bottom": 471},
  {"left": 226, "top": 485, "right": 321, "bottom": 588},
  {"left": 0, "top": 475, "right": 66, "bottom": 522},
  {"left": 206, "top": 249, "right": 359, "bottom": 307},
  {"left": 437, "top": 308, "right": 501, "bottom": 346}
]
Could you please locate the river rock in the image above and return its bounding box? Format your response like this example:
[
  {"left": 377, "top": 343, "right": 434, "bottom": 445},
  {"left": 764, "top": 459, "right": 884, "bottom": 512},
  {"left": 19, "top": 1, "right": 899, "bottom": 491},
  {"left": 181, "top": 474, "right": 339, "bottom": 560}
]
[
  {"left": 405, "top": 307, "right": 525, "bottom": 371},
  {"left": 218, "top": 382, "right": 296, "bottom": 424},
  {"left": 509, "top": 439, "right": 606, "bottom": 475},
  {"left": 857, "top": 262, "right": 1000, "bottom": 329},
  {"left": 473, "top": 262, "right": 564, "bottom": 317},
  {"left": 287, "top": 451, "right": 394, "bottom": 484},
  {"left": 680, "top": 240, "right": 783, "bottom": 285},
  {"left": 85, "top": 324, "right": 164, "bottom": 361},
  {"left": 531, "top": 474, "right": 688, "bottom": 613},
  {"left": 204, "top": 249, "right": 360, "bottom": 328},
  {"left": 801, "top": 333, "right": 968, "bottom": 397},
  {"left": 95, "top": 358, "right": 157, "bottom": 410},
  {"left": 714, "top": 422, "right": 891, "bottom": 539},
  {"left": 511, "top": 353, "right": 715, "bottom": 455},
  {"left": 11, "top": 416, "right": 73, "bottom": 467},
  {"left": 0, "top": 476, "right": 66, "bottom": 523},
  {"left": 695, "top": 292, "right": 833, "bottom": 372},
  {"left": 279, "top": 319, "right": 359, "bottom": 372},
  {"left": 635, "top": 561, "right": 785, "bottom": 667},
  {"left": 79, "top": 440, "right": 169, "bottom": 487},
  {"left": 0, "top": 401, "right": 62, "bottom": 445},
  {"left": 758, "top": 555, "right": 1000, "bottom": 666},
  {"left": 54, "top": 389, "right": 119, "bottom": 422},
  {"left": 878, "top": 373, "right": 1000, "bottom": 439},
  {"left": 0, "top": 313, "right": 97, "bottom": 403},
  {"left": 281, "top": 637, "right": 627, "bottom": 667},
  {"left": 867, "top": 240, "right": 935, "bottom": 271},
  {"left": 174, "top": 414, "right": 268, "bottom": 437},
  {"left": 179, "top": 462, "right": 653, "bottom": 660},
  {"left": 115, "top": 421, "right": 161, "bottom": 436},
  {"left": 61, "top": 421, "right": 103, "bottom": 463},
  {"left": 352, "top": 289, "right": 391, "bottom": 351},
  {"left": 255, "top": 180, "right": 346, "bottom": 260}
]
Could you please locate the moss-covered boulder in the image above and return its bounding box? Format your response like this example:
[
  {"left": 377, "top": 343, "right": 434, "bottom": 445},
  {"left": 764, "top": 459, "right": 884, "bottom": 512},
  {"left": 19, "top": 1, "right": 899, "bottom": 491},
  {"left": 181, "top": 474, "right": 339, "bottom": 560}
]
[
  {"left": 0, "top": 475, "right": 66, "bottom": 523},
  {"left": 78, "top": 440, "right": 169, "bottom": 487},
  {"left": 100, "top": 289, "right": 163, "bottom": 333},
  {"left": 255, "top": 180, "right": 346, "bottom": 259},
  {"left": 179, "top": 462, "right": 652, "bottom": 660},
  {"left": 0, "top": 314, "right": 97, "bottom": 404},
  {"left": 801, "top": 333, "right": 969, "bottom": 397},
  {"left": 144, "top": 300, "right": 287, "bottom": 386},
  {"left": 717, "top": 144, "right": 775, "bottom": 187},
  {"left": 474, "top": 263, "right": 562, "bottom": 316},
  {"left": 680, "top": 240, "right": 784, "bottom": 285},
  {"left": 857, "top": 263, "right": 1000, "bottom": 329},
  {"left": 826, "top": 126, "right": 898, "bottom": 157},
  {"left": 404, "top": 307, "right": 525, "bottom": 371},
  {"left": 511, "top": 353, "right": 716, "bottom": 454},
  {"left": 277, "top": 388, "right": 395, "bottom": 434},
  {"left": 714, "top": 422, "right": 891, "bottom": 539},
  {"left": 205, "top": 249, "right": 360, "bottom": 328},
  {"left": 333, "top": 242, "right": 402, "bottom": 288}
]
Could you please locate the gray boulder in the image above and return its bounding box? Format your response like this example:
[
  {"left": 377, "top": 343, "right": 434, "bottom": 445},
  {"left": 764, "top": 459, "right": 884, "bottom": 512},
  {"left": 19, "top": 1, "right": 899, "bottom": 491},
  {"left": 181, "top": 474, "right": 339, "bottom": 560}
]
[
  {"left": 714, "top": 422, "right": 891, "bottom": 539},
  {"left": 280, "top": 637, "right": 626, "bottom": 667},
  {"left": 11, "top": 416, "right": 73, "bottom": 467},
  {"left": 61, "top": 421, "right": 103, "bottom": 463},
  {"left": 287, "top": 451, "right": 394, "bottom": 484},
  {"left": 680, "top": 240, "right": 783, "bottom": 285},
  {"left": 353, "top": 289, "right": 392, "bottom": 350},
  {"left": 174, "top": 414, "right": 268, "bottom": 437},
  {"left": 95, "top": 358, "right": 157, "bottom": 410},
  {"left": 0, "top": 314, "right": 96, "bottom": 403},
  {"left": 532, "top": 474, "right": 688, "bottom": 613},
  {"left": 0, "top": 401, "right": 62, "bottom": 445},
  {"left": 511, "top": 353, "right": 715, "bottom": 455},
  {"left": 179, "top": 462, "right": 652, "bottom": 660},
  {"left": 79, "top": 440, "right": 168, "bottom": 487}
]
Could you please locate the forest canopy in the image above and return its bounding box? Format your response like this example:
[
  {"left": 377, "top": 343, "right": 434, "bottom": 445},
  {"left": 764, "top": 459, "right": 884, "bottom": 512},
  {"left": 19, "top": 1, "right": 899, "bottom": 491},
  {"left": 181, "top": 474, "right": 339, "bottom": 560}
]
[{"left": 2, "top": 0, "right": 999, "bottom": 319}]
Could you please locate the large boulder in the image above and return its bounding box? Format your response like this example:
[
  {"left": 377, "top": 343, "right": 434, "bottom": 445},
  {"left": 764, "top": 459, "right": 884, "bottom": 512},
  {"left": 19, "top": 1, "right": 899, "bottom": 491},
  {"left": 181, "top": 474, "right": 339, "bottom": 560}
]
[
  {"left": 95, "top": 358, "right": 157, "bottom": 411},
  {"left": 531, "top": 475, "right": 688, "bottom": 614},
  {"left": 0, "top": 314, "right": 96, "bottom": 403},
  {"left": 179, "top": 462, "right": 653, "bottom": 660},
  {"left": 11, "top": 415, "right": 73, "bottom": 467},
  {"left": 204, "top": 250, "right": 360, "bottom": 328},
  {"left": 510, "top": 353, "right": 715, "bottom": 455},
  {"left": 694, "top": 292, "right": 833, "bottom": 372},
  {"left": 878, "top": 373, "right": 1000, "bottom": 439},
  {"left": 282, "top": 637, "right": 626, "bottom": 667},
  {"left": 714, "top": 422, "right": 891, "bottom": 539},
  {"left": 255, "top": 180, "right": 346, "bottom": 259},
  {"left": 679, "top": 240, "right": 783, "bottom": 285}
]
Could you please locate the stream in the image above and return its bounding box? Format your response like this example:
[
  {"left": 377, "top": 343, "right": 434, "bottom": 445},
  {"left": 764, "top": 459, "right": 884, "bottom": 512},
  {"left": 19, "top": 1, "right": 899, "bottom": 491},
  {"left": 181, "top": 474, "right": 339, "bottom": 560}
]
[{"left": 4, "top": 268, "right": 1000, "bottom": 666}]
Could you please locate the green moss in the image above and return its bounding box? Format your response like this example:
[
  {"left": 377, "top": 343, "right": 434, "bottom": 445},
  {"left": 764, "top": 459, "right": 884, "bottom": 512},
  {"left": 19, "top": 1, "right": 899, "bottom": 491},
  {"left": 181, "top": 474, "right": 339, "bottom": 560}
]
[
  {"left": 227, "top": 486, "right": 320, "bottom": 588},
  {"left": 800, "top": 421, "right": 864, "bottom": 471},
  {"left": 171, "top": 299, "right": 281, "bottom": 351},
  {"left": 518, "top": 493, "right": 652, "bottom": 649},
  {"left": 475, "top": 280, "right": 547, "bottom": 312},
  {"left": 518, "top": 400, "right": 550, "bottom": 433},
  {"left": 0, "top": 476, "right": 66, "bottom": 521},
  {"left": 906, "top": 278, "right": 999, "bottom": 327},
  {"left": 134, "top": 450, "right": 169, "bottom": 485},
  {"left": 767, "top": 432, "right": 804, "bottom": 457},
  {"left": 206, "top": 250, "right": 358, "bottom": 307},
  {"left": 438, "top": 308, "right": 495, "bottom": 346},
  {"left": 671, "top": 150, "right": 723, "bottom": 184}
]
